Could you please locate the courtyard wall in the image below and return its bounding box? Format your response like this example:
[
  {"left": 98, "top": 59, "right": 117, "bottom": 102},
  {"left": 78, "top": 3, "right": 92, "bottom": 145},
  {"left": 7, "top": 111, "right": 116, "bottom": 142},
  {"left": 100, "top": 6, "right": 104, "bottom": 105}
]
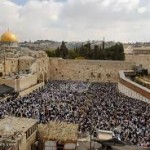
[
  {"left": 49, "top": 58, "right": 135, "bottom": 82},
  {"left": 125, "top": 54, "right": 150, "bottom": 72}
]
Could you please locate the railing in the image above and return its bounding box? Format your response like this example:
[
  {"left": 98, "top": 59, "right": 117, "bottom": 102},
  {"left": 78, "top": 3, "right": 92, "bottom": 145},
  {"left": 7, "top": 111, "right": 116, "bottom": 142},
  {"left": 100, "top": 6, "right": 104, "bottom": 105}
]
[{"left": 118, "top": 70, "right": 150, "bottom": 103}]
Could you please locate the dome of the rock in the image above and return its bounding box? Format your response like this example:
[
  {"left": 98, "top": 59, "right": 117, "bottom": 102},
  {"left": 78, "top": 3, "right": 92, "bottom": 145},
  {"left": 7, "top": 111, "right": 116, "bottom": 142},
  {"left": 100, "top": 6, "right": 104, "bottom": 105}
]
[{"left": 1, "top": 31, "right": 18, "bottom": 42}]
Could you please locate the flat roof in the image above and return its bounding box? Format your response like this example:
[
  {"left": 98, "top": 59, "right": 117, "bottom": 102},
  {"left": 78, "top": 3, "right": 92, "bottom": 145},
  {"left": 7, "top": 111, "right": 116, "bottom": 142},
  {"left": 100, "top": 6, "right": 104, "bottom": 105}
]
[
  {"left": 38, "top": 121, "right": 78, "bottom": 143},
  {"left": 0, "top": 116, "right": 37, "bottom": 137}
]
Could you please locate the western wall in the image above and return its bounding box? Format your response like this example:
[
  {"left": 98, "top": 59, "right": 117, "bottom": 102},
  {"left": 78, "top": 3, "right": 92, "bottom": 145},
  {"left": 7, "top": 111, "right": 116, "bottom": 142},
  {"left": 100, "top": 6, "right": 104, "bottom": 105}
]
[{"left": 49, "top": 58, "right": 135, "bottom": 82}]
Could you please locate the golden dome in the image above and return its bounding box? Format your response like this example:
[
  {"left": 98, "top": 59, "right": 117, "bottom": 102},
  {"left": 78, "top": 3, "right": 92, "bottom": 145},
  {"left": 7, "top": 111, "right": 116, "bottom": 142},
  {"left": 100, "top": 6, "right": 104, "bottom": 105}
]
[{"left": 0, "top": 31, "right": 18, "bottom": 42}]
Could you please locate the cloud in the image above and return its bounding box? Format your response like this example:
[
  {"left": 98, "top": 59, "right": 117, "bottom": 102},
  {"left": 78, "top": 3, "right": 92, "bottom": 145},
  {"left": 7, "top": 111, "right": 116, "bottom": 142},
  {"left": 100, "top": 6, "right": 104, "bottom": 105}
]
[
  {"left": 137, "top": 7, "right": 147, "bottom": 14},
  {"left": 0, "top": 0, "right": 150, "bottom": 42}
]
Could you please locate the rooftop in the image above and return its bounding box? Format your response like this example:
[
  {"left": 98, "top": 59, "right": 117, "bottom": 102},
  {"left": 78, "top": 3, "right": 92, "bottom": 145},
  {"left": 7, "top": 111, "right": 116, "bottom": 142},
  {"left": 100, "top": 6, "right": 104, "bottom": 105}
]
[
  {"left": 38, "top": 121, "right": 78, "bottom": 143},
  {"left": 0, "top": 116, "right": 37, "bottom": 137}
]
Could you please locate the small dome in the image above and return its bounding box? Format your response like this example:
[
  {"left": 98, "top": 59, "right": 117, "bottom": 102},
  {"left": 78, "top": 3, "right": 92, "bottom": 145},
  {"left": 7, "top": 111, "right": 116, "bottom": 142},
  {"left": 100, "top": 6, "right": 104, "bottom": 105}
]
[{"left": 1, "top": 31, "right": 18, "bottom": 42}]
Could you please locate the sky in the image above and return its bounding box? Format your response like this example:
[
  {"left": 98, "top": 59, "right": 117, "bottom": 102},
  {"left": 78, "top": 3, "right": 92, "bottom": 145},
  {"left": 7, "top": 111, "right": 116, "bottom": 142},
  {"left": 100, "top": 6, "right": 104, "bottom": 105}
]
[{"left": 0, "top": 0, "right": 150, "bottom": 42}]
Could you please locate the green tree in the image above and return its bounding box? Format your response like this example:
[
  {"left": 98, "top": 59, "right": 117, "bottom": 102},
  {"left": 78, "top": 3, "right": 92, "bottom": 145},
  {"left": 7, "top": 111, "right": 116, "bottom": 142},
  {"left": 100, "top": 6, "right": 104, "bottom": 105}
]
[
  {"left": 93, "top": 45, "right": 99, "bottom": 60},
  {"left": 45, "top": 41, "right": 125, "bottom": 61},
  {"left": 55, "top": 47, "right": 61, "bottom": 57},
  {"left": 60, "top": 41, "right": 68, "bottom": 58},
  {"left": 45, "top": 50, "right": 56, "bottom": 57},
  {"left": 68, "top": 50, "right": 79, "bottom": 59}
]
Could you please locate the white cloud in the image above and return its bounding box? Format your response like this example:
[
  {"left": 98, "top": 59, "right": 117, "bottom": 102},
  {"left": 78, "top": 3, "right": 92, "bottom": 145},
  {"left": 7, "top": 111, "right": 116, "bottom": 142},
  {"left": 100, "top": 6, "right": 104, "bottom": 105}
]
[
  {"left": 0, "top": 0, "right": 150, "bottom": 42},
  {"left": 137, "top": 7, "right": 147, "bottom": 14},
  {"left": 114, "top": 0, "right": 140, "bottom": 11},
  {"left": 101, "top": 0, "right": 112, "bottom": 7},
  {"left": 0, "top": 0, "right": 21, "bottom": 28}
]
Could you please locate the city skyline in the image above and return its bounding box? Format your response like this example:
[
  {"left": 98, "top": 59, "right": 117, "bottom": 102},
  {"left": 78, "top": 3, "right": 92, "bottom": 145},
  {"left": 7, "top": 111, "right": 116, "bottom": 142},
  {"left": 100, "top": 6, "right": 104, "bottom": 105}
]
[{"left": 0, "top": 0, "right": 150, "bottom": 42}]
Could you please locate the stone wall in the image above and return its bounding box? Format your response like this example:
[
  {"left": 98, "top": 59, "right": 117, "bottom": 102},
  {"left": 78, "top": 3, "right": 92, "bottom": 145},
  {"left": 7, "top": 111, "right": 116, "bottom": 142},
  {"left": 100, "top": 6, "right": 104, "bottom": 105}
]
[
  {"left": 0, "top": 57, "right": 35, "bottom": 76},
  {"left": 125, "top": 54, "right": 150, "bottom": 72},
  {"left": 19, "top": 82, "right": 44, "bottom": 97},
  {"left": 0, "top": 74, "right": 38, "bottom": 92},
  {"left": 118, "top": 71, "right": 150, "bottom": 103},
  {"left": 5, "top": 58, "right": 18, "bottom": 75},
  {"left": 17, "top": 74, "right": 37, "bottom": 91},
  {"left": 18, "top": 133, "right": 27, "bottom": 150},
  {"left": 49, "top": 58, "right": 135, "bottom": 82},
  {"left": 0, "top": 78, "right": 15, "bottom": 89},
  {"left": 18, "top": 57, "right": 35, "bottom": 72},
  {"left": 36, "top": 57, "right": 49, "bottom": 82},
  {"left": 0, "top": 55, "right": 49, "bottom": 80},
  {"left": 26, "top": 131, "right": 37, "bottom": 150}
]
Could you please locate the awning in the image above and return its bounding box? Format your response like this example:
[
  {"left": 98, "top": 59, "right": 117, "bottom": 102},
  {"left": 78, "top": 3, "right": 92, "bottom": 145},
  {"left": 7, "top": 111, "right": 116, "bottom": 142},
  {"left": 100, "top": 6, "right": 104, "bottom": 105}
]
[{"left": 0, "top": 84, "right": 14, "bottom": 95}]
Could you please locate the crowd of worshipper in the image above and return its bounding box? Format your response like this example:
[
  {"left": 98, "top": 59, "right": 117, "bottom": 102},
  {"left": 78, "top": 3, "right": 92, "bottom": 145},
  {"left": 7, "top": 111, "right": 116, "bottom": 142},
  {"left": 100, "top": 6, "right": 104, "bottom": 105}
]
[{"left": 0, "top": 80, "right": 149, "bottom": 148}]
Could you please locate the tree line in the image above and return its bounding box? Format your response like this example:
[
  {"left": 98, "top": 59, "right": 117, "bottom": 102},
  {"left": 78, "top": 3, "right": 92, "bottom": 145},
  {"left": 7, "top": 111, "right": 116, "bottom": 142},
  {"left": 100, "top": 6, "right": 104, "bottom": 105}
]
[{"left": 46, "top": 41, "right": 125, "bottom": 60}]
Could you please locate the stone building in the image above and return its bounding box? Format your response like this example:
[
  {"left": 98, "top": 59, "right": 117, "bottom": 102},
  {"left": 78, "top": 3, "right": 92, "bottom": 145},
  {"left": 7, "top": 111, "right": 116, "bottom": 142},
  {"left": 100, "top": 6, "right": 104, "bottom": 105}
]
[
  {"left": 0, "top": 30, "right": 149, "bottom": 101},
  {"left": 0, "top": 31, "right": 49, "bottom": 93},
  {"left": 0, "top": 116, "right": 38, "bottom": 150},
  {"left": 0, "top": 31, "right": 149, "bottom": 150}
]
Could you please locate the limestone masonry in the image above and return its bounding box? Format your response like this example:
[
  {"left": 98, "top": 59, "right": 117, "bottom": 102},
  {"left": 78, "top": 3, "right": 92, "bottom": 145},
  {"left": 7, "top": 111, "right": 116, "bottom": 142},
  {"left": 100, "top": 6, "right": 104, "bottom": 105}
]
[{"left": 49, "top": 58, "right": 135, "bottom": 82}]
